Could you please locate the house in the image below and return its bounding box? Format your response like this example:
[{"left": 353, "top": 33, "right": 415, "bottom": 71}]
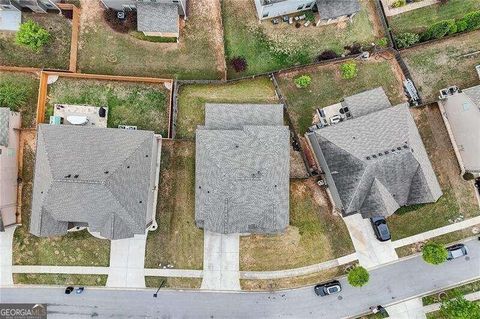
[
  {"left": 0, "top": 108, "right": 20, "bottom": 231},
  {"left": 253, "top": 0, "right": 360, "bottom": 22},
  {"left": 438, "top": 85, "right": 480, "bottom": 177},
  {"left": 307, "top": 88, "right": 442, "bottom": 219},
  {"left": 100, "top": 0, "right": 187, "bottom": 38},
  {"left": 195, "top": 104, "right": 290, "bottom": 234},
  {"left": 0, "top": 0, "right": 60, "bottom": 31},
  {"left": 29, "top": 124, "right": 161, "bottom": 240}
]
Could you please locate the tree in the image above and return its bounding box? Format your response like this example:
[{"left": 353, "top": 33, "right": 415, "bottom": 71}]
[
  {"left": 347, "top": 266, "right": 369, "bottom": 287},
  {"left": 294, "top": 75, "right": 311, "bottom": 88},
  {"left": 395, "top": 32, "right": 420, "bottom": 48},
  {"left": 422, "top": 242, "right": 448, "bottom": 265},
  {"left": 340, "top": 61, "right": 358, "bottom": 80},
  {"left": 15, "top": 20, "right": 50, "bottom": 51},
  {"left": 0, "top": 81, "right": 27, "bottom": 111},
  {"left": 441, "top": 296, "right": 480, "bottom": 319}
]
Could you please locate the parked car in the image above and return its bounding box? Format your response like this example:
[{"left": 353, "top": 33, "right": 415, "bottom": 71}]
[
  {"left": 65, "top": 286, "right": 74, "bottom": 294},
  {"left": 447, "top": 244, "right": 468, "bottom": 260},
  {"left": 314, "top": 280, "right": 342, "bottom": 296},
  {"left": 370, "top": 217, "right": 391, "bottom": 241}
]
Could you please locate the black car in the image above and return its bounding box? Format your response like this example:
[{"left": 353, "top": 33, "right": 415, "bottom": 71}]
[
  {"left": 314, "top": 280, "right": 342, "bottom": 296},
  {"left": 65, "top": 286, "right": 74, "bottom": 294},
  {"left": 447, "top": 244, "right": 468, "bottom": 260},
  {"left": 370, "top": 217, "right": 391, "bottom": 241}
]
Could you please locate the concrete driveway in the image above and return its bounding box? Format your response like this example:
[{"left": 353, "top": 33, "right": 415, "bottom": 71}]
[
  {"left": 201, "top": 231, "right": 240, "bottom": 291},
  {"left": 106, "top": 234, "right": 147, "bottom": 288},
  {"left": 0, "top": 226, "right": 15, "bottom": 286},
  {"left": 343, "top": 214, "right": 398, "bottom": 268}
]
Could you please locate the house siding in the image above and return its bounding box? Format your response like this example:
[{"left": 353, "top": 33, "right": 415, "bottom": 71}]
[
  {"left": 100, "top": 0, "right": 187, "bottom": 17},
  {"left": 254, "top": 0, "right": 315, "bottom": 20}
]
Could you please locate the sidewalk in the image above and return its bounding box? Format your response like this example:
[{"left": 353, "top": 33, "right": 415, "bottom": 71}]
[
  {"left": 0, "top": 226, "right": 16, "bottom": 286},
  {"left": 386, "top": 298, "right": 426, "bottom": 319}
]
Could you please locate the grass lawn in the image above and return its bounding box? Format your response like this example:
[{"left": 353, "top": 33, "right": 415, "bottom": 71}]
[
  {"left": 145, "top": 277, "right": 202, "bottom": 289},
  {"left": 144, "top": 140, "right": 203, "bottom": 271},
  {"left": 223, "top": 0, "right": 383, "bottom": 78},
  {"left": 0, "top": 71, "right": 39, "bottom": 128},
  {"left": 14, "top": 274, "right": 107, "bottom": 286},
  {"left": 240, "top": 179, "right": 354, "bottom": 271},
  {"left": 240, "top": 263, "right": 355, "bottom": 291},
  {"left": 423, "top": 279, "right": 480, "bottom": 306},
  {"left": 402, "top": 30, "right": 480, "bottom": 102},
  {"left": 388, "top": 0, "right": 480, "bottom": 35},
  {"left": 46, "top": 78, "right": 170, "bottom": 136},
  {"left": 13, "top": 145, "right": 111, "bottom": 266},
  {"left": 0, "top": 13, "right": 71, "bottom": 69},
  {"left": 426, "top": 302, "right": 480, "bottom": 319},
  {"left": 77, "top": 0, "right": 223, "bottom": 79},
  {"left": 176, "top": 77, "right": 278, "bottom": 139},
  {"left": 387, "top": 105, "right": 480, "bottom": 240},
  {"left": 277, "top": 56, "right": 406, "bottom": 135}
]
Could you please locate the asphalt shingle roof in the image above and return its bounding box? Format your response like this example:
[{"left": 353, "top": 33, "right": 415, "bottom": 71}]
[
  {"left": 316, "top": 0, "right": 360, "bottom": 20},
  {"left": 308, "top": 89, "right": 442, "bottom": 218},
  {"left": 343, "top": 87, "right": 391, "bottom": 118},
  {"left": 195, "top": 104, "right": 290, "bottom": 234},
  {"left": 30, "top": 124, "right": 159, "bottom": 240},
  {"left": 137, "top": 2, "right": 179, "bottom": 34}
]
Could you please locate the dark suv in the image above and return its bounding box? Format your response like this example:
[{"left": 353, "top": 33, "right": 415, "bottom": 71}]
[
  {"left": 314, "top": 280, "right": 342, "bottom": 296},
  {"left": 447, "top": 244, "right": 468, "bottom": 260},
  {"left": 370, "top": 217, "right": 391, "bottom": 241}
]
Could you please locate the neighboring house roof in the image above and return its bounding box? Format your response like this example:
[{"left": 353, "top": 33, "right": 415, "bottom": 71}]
[
  {"left": 439, "top": 85, "right": 480, "bottom": 173},
  {"left": 195, "top": 104, "right": 290, "bottom": 234},
  {"left": 0, "top": 108, "right": 10, "bottom": 147},
  {"left": 0, "top": 9, "right": 21, "bottom": 32},
  {"left": 308, "top": 90, "right": 442, "bottom": 218},
  {"left": 30, "top": 124, "right": 159, "bottom": 240},
  {"left": 136, "top": 2, "right": 179, "bottom": 35},
  {"left": 316, "top": 0, "right": 360, "bottom": 20}
]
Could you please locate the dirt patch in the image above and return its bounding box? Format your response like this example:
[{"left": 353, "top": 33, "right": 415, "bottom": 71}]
[{"left": 290, "top": 146, "right": 309, "bottom": 178}]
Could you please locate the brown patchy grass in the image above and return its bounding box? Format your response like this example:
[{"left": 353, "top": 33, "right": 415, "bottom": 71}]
[
  {"left": 388, "top": 105, "right": 480, "bottom": 240},
  {"left": 14, "top": 274, "right": 107, "bottom": 286},
  {"left": 145, "top": 276, "right": 202, "bottom": 289},
  {"left": 144, "top": 140, "right": 203, "bottom": 270},
  {"left": 240, "top": 179, "right": 354, "bottom": 271}
]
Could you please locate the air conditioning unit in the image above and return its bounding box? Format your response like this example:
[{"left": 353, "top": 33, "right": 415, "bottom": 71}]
[{"left": 118, "top": 125, "right": 137, "bottom": 130}]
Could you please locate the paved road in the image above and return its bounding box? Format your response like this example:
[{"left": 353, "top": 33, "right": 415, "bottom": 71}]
[{"left": 1, "top": 238, "right": 479, "bottom": 319}]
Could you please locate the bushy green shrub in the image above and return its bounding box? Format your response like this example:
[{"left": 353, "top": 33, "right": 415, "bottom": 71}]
[
  {"left": 0, "top": 81, "right": 27, "bottom": 110},
  {"left": 294, "top": 75, "right": 312, "bottom": 88},
  {"left": 391, "top": 0, "right": 406, "bottom": 8},
  {"left": 15, "top": 20, "right": 50, "bottom": 51},
  {"left": 376, "top": 37, "right": 388, "bottom": 47},
  {"left": 340, "top": 61, "right": 358, "bottom": 79},
  {"left": 441, "top": 296, "right": 480, "bottom": 319},
  {"left": 421, "top": 19, "right": 457, "bottom": 41},
  {"left": 395, "top": 32, "right": 420, "bottom": 48},
  {"left": 422, "top": 242, "right": 448, "bottom": 265},
  {"left": 463, "top": 11, "right": 480, "bottom": 31},
  {"left": 455, "top": 19, "right": 468, "bottom": 32},
  {"left": 347, "top": 266, "right": 369, "bottom": 287}
]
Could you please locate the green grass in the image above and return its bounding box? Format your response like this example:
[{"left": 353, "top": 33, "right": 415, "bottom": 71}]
[
  {"left": 145, "top": 276, "right": 202, "bottom": 289},
  {"left": 402, "top": 30, "right": 480, "bottom": 101},
  {"left": 426, "top": 302, "right": 480, "bottom": 319},
  {"left": 14, "top": 274, "right": 107, "bottom": 286},
  {"left": 0, "top": 71, "right": 39, "bottom": 128},
  {"left": 277, "top": 58, "right": 405, "bottom": 135},
  {"left": 13, "top": 145, "right": 111, "bottom": 267},
  {"left": 129, "top": 32, "right": 178, "bottom": 43},
  {"left": 176, "top": 77, "right": 278, "bottom": 139},
  {"left": 240, "top": 179, "right": 354, "bottom": 271},
  {"left": 388, "top": 0, "right": 480, "bottom": 34},
  {"left": 78, "top": 1, "right": 222, "bottom": 79},
  {"left": 223, "top": 0, "right": 381, "bottom": 78},
  {"left": 46, "top": 78, "right": 169, "bottom": 136},
  {"left": 0, "top": 13, "right": 71, "bottom": 69},
  {"left": 423, "top": 280, "right": 480, "bottom": 306},
  {"left": 144, "top": 140, "right": 203, "bottom": 270}
]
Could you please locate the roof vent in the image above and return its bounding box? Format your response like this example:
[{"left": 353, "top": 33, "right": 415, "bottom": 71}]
[
  {"left": 64, "top": 174, "right": 71, "bottom": 178},
  {"left": 74, "top": 175, "right": 79, "bottom": 178},
  {"left": 372, "top": 155, "right": 377, "bottom": 158},
  {"left": 378, "top": 153, "right": 383, "bottom": 156},
  {"left": 366, "top": 156, "right": 371, "bottom": 160},
  {"left": 384, "top": 151, "right": 389, "bottom": 155},
  {"left": 397, "top": 147, "right": 402, "bottom": 151},
  {"left": 391, "top": 149, "right": 396, "bottom": 152},
  {"left": 104, "top": 171, "right": 109, "bottom": 174}
]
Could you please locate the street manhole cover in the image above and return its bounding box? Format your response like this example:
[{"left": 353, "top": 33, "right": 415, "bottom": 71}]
[
  {"left": 466, "top": 256, "right": 471, "bottom": 261},
  {"left": 337, "top": 296, "right": 343, "bottom": 300}
]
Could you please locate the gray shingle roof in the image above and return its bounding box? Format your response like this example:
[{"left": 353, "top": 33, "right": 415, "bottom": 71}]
[
  {"left": 30, "top": 124, "right": 158, "bottom": 240},
  {"left": 308, "top": 91, "right": 442, "bottom": 218},
  {"left": 0, "top": 108, "right": 10, "bottom": 147},
  {"left": 137, "top": 2, "right": 179, "bottom": 35},
  {"left": 343, "top": 87, "right": 391, "bottom": 118},
  {"left": 195, "top": 104, "right": 290, "bottom": 234},
  {"left": 316, "top": 0, "right": 360, "bottom": 20}
]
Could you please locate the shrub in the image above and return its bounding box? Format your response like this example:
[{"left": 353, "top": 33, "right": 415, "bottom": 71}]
[
  {"left": 421, "top": 19, "right": 457, "bottom": 41},
  {"left": 305, "top": 11, "right": 315, "bottom": 22},
  {"left": 441, "top": 296, "right": 480, "bottom": 319},
  {"left": 422, "top": 242, "right": 448, "bottom": 265},
  {"left": 463, "top": 11, "right": 480, "bottom": 31},
  {"left": 391, "top": 0, "right": 406, "bottom": 8},
  {"left": 104, "top": 9, "right": 137, "bottom": 33},
  {"left": 317, "top": 50, "right": 339, "bottom": 61},
  {"left": 376, "top": 37, "right": 388, "bottom": 47},
  {"left": 340, "top": 61, "right": 358, "bottom": 79},
  {"left": 294, "top": 75, "right": 312, "bottom": 88},
  {"left": 0, "top": 81, "right": 27, "bottom": 110},
  {"left": 347, "top": 266, "right": 369, "bottom": 287},
  {"left": 344, "top": 43, "right": 362, "bottom": 55},
  {"left": 15, "top": 20, "right": 50, "bottom": 51},
  {"left": 230, "top": 57, "right": 248, "bottom": 72},
  {"left": 456, "top": 19, "right": 468, "bottom": 33},
  {"left": 395, "top": 32, "right": 420, "bottom": 48}
]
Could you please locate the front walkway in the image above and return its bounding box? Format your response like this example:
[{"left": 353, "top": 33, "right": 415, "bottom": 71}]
[
  {"left": 343, "top": 214, "right": 398, "bottom": 269},
  {"left": 106, "top": 234, "right": 147, "bottom": 288},
  {"left": 201, "top": 231, "right": 240, "bottom": 291},
  {"left": 386, "top": 298, "right": 426, "bottom": 319},
  {"left": 0, "top": 226, "right": 16, "bottom": 286}
]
